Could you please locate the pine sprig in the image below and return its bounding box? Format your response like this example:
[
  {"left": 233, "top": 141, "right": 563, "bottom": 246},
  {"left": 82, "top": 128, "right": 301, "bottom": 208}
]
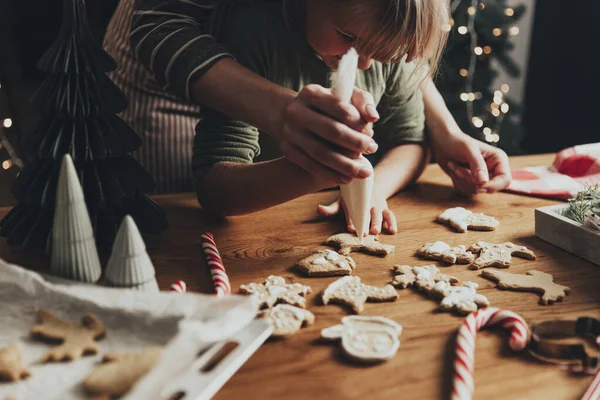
[{"left": 559, "top": 185, "right": 600, "bottom": 224}]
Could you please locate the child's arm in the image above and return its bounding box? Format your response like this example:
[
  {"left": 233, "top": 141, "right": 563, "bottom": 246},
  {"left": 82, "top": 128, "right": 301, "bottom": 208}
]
[{"left": 372, "top": 143, "right": 429, "bottom": 200}]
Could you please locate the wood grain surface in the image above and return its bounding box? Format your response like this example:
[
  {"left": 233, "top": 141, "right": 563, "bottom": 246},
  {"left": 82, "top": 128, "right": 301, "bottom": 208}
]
[{"left": 1, "top": 153, "right": 598, "bottom": 400}]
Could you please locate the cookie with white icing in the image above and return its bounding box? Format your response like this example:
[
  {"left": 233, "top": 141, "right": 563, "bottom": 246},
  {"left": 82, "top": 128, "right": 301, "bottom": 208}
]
[
  {"left": 417, "top": 241, "right": 475, "bottom": 264},
  {"left": 296, "top": 249, "right": 356, "bottom": 277},
  {"left": 436, "top": 207, "right": 499, "bottom": 233},
  {"left": 468, "top": 241, "right": 537, "bottom": 270},
  {"left": 321, "top": 276, "right": 398, "bottom": 314},
  {"left": 321, "top": 316, "right": 403, "bottom": 363},
  {"left": 432, "top": 281, "right": 490, "bottom": 314},
  {"left": 259, "top": 304, "right": 315, "bottom": 337},
  {"left": 239, "top": 275, "right": 312, "bottom": 309},
  {"left": 391, "top": 265, "right": 459, "bottom": 290},
  {"left": 325, "top": 233, "right": 395, "bottom": 257}
]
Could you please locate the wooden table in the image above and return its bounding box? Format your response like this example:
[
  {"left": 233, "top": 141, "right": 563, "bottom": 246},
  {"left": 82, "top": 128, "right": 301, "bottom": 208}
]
[{"left": 1, "top": 153, "right": 599, "bottom": 400}]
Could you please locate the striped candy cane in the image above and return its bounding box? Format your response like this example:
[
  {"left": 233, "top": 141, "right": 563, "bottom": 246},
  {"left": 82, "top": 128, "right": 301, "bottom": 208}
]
[
  {"left": 200, "top": 232, "right": 231, "bottom": 296},
  {"left": 170, "top": 280, "right": 186, "bottom": 294},
  {"left": 581, "top": 370, "right": 600, "bottom": 400},
  {"left": 452, "top": 307, "right": 529, "bottom": 400}
]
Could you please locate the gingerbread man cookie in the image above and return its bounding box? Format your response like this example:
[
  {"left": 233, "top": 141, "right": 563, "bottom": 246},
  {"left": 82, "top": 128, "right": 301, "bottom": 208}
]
[
  {"left": 391, "top": 265, "right": 459, "bottom": 291},
  {"left": 321, "top": 316, "right": 403, "bottom": 364},
  {"left": 321, "top": 276, "right": 398, "bottom": 314},
  {"left": 259, "top": 304, "right": 315, "bottom": 337},
  {"left": 417, "top": 241, "right": 475, "bottom": 265},
  {"left": 432, "top": 281, "right": 490, "bottom": 315},
  {"left": 296, "top": 249, "right": 356, "bottom": 277},
  {"left": 468, "top": 241, "right": 537, "bottom": 270},
  {"left": 84, "top": 347, "right": 163, "bottom": 397},
  {"left": 0, "top": 343, "right": 30, "bottom": 382},
  {"left": 481, "top": 269, "right": 570, "bottom": 305},
  {"left": 436, "top": 207, "right": 499, "bottom": 233},
  {"left": 325, "top": 233, "right": 395, "bottom": 257},
  {"left": 239, "top": 275, "right": 312, "bottom": 309},
  {"left": 30, "top": 308, "right": 106, "bottom": 362}
]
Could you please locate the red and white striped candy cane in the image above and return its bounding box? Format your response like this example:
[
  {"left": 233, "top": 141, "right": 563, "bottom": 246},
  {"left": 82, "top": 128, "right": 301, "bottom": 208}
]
[
  {"left": 200, "top": 232, "right": 231, "bottom": 296},
  {"left": 581, "top": 370, "right": 600, "bottom": 400},
  {"left": 452, "top": 307, "right": 529, "bottom": 400},
  {"left": 170, "top": 280, "right": 186, "bottom": 294}
]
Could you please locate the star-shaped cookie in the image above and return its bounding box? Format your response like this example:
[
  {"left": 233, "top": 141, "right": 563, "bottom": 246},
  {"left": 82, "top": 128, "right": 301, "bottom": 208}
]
[
  {"left": 239, "top": 275, "right": 312, "bottom": 309},
  {"left": 321, "top": 276, "right": 398, "bottom": 314},
  {"left": 325, "top": 233, "right": 395, "bottom": 256},
  {"left": 296, "top": 249, "right": 356, "bottom": 277},
  {"left": 436, "top": 207, "right": 499, "bottom": 233}
]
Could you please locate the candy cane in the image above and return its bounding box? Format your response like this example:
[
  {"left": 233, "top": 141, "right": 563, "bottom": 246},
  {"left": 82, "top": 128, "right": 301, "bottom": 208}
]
[
  {"left": 200, "top": 232, "right": 231, "bottom": 296},
  {"left": 452, "top": 307, "right": 529, "bottom": 400},
  {"left": 581, "top": 370, "right": 600, "bottom": 400},
  {"left": 170, "top": 280, "right": 186, "bottom": 294}
]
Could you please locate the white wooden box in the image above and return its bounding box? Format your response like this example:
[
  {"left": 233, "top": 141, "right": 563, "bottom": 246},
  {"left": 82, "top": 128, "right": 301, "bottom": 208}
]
[{"left": 535, "top": 204, "right": 600, "bottom": 266}]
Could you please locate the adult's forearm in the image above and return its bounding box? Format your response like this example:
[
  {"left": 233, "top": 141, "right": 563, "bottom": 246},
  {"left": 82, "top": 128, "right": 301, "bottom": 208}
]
[
  {"left": 372, "top": 144, "right": 428, "bottom": 199},
  {"left": 190, "top": 58, "right": 296, "bottom": 137},
  {"left": 196, "top": 159, "right": 330, "bottom": 216},
  {"left": 421, "top": 77, "right": 462, "bottom": 139}
]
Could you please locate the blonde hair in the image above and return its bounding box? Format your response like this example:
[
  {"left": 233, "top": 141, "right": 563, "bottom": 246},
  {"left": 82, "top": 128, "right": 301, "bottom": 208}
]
[{"left": 329, "top": 0, "right": 450, "bottom": 79}]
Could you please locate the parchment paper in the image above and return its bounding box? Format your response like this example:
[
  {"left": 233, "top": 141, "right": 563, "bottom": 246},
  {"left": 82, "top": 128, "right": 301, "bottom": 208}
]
[{"left": 0, "top": 258, "right": 257, "bottom": 400}]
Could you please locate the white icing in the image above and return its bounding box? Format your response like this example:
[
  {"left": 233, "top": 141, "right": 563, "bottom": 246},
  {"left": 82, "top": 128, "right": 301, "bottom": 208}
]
[
  {"left": 427, "top": 241, "right": 451, "bottom": 254},
  {"left": 311, "top": 257, "right": 328, "bottom": 265},
  {"left": 321, "top": 249, "right": 340, "bottom": 261},
  {"left": 440, "top": 207, "right": 472, "bottom": 221},
  {"left": 267, "top": 286, "right": 287, "bottom": 296},
  {"left": 413, "top": 266, "right": 433, "bottom": 281}
]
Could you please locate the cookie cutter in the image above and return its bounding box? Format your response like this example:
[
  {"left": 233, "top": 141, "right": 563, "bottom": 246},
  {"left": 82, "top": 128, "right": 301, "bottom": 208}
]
[{"left": 529, "top": 317, "right": 600, "bottom": 374}]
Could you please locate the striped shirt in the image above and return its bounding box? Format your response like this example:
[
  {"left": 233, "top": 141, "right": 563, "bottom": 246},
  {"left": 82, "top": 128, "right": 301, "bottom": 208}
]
[{"left": 104, "top": 0, "right": 242, "bottom": 193}]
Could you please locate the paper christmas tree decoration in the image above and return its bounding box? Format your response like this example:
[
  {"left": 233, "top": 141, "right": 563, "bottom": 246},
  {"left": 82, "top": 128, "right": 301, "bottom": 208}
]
[
  {"left": 104, "top": 215, "right": 159, "bottom": 292},
  {"left": 50, "top": 154, "right": 102, "bottom": 283},
  {"left": 0, "top": 0, "right": 168, "bottom": 251}
]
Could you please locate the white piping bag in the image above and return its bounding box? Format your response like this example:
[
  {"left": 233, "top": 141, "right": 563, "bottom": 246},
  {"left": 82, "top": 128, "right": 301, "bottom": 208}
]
[{"left": 332, "top": 48, "right": 374, "bottom": 242}]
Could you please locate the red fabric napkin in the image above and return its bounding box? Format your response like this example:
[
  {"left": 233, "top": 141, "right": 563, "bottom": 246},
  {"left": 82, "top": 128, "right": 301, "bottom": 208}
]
[{"left": 505, "top": 143, "right": 600, "bottom": 200}]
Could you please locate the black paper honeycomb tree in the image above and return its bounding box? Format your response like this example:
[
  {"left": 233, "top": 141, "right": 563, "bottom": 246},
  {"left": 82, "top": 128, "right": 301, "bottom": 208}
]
[{"left": 0, "top": 0, "right": 168, "bottom": 250}]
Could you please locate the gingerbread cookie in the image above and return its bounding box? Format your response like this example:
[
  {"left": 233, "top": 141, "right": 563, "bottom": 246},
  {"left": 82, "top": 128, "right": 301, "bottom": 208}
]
[
  {"left": 0, "top": 343, "right": 30, "bottom": 382},
  {"left": 481, "top": 269, "right": 570, "bottom": 305},
  {"left": 432, "top": 281, "right": 490, "bottom": 315},
  {"left": 296, "top": 249, "right": 356, "bottom": 277},
  {"left": 321, "top": 276, "right": 398, "bottom": 314},
  {"left": 391, "top": 265, "right": 459, "bottom": 290},
  {"left": 468, "top": 241, "right": 537, "bottom": 270},
  {"left": 239, "top": 275, "right": 312, "bottom": 309},
  {"left": 321, "top": 316, "right": 403, "bottom": 363},
  {"left": 417, "top": 241, "right": 475, "bottom": 264},
  {"left": 325, "top": 233, "right": 395, "bottom": 257},
  {"left": 436, "top": 207, "right": 499, "bottom": 233},
  {"left": 30, "top": 308, "right": 106, "bottom": 362},
  {"left": 84, "top": 347, "right": 163, "bottom": 397},
  {"left": 259, "top": 304, "right": 315, "bottom": 337}
]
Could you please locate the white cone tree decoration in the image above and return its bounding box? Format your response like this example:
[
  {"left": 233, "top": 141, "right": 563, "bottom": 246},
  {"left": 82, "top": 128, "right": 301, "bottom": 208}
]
[
  {"left": 50, "top": 154, "right": 102, "bottom": 283},
  {"left": 104, "top": 215, "right": 159, "bottom": 291}
]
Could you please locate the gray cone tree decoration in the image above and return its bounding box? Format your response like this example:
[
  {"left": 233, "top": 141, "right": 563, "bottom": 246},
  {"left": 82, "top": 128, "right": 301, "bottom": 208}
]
[
  {"left": 104, "top": 215, "right": 159, "bottom": 292},
  {"left": 50, "top": 154, "right": 102, "bottom": 283}
]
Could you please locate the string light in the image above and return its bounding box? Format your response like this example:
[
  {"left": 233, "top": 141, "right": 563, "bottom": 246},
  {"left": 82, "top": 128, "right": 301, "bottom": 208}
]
[
  {"left": 478, "top": 2, "right": 485, "bottom": 9},
  {"left": 501, "top": 103, "right": 510, "bottom": 113},
  {"left": 442, "top": 23, "right": 452, "bottom": 32},
  {"left": 458, "top": 26, "right": 468, "bottom": 35},
  {"left": 2, "top": 160, "right": 12, "bottom": 170},
  {"left": 504, "top": 8, "right": 514, "bottom": 16},
  {"left": 501, "top": 84, "right": 510, "bottom": 93},
  {"left": 493, "top": 28, "right": 503, "bottom": 36},
  {"left": 474, "top": 46, "right": 483, "bottom": 55},
  {"left": 491, "top": 133, "right": 500, "bottom": 142},
  {"left": 492, "top": 109, "right": 501, "bottom": 117},
  {"left": 460, "top": 68, "right": 469, "bottom": 77},
  {"left": 483, "top": 46, "right": 492, "bottom": 54},
  {"left": 2, "top": 118, "right": 12, "bottom": 129},
  {"left": 472, "top": 117, "right": 484, "bottom": 128},
  {"left": 483, "top": 127, "right": 492, "bottom": 135},
  {"left": 460, "top": 93, "right": 469, "bottom": 101},
  {"left": 467, "top": 6, "right": 476, "bottom": 15},
  {"left": 467, "top": 92, "right": 476, "bottom": 101},
  {"left": 509, "top": 26, "right": 520, "bottom": 35}
]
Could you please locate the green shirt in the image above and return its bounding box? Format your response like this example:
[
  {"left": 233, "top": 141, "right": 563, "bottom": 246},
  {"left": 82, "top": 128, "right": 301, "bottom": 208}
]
[{"left": 192, "top": 1, "right": 425, "bottom": 179}]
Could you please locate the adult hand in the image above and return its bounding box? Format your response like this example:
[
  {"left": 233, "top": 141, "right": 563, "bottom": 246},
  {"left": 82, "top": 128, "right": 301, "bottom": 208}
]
[
  {"left": 316, "top": 191, "right": 398, "bottom": 236},
  {"left": 277, "top": 85, "right": 380, "bottom": 185},
  {"left": 432, "top": 131, "right": 512, "bottom": 195}
]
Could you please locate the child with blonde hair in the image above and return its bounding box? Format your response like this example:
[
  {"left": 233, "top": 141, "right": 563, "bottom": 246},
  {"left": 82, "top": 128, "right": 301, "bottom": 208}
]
[{"left": 193, "top": 0, "right": 450, "bottom": 234}]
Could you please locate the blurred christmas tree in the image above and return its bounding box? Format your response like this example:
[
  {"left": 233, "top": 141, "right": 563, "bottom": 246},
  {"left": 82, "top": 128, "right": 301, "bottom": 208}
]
[
  {"left": 0, "top": 0, "right": 168, "bottom": 250},
  {"left": 436, "top": 0, "right": 526, "bottom": 153}
]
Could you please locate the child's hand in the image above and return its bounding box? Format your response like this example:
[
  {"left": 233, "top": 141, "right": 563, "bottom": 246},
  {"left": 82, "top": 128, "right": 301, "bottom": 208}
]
[{"left": 316, "top": 192, "right": 398, "bottom": 235}]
